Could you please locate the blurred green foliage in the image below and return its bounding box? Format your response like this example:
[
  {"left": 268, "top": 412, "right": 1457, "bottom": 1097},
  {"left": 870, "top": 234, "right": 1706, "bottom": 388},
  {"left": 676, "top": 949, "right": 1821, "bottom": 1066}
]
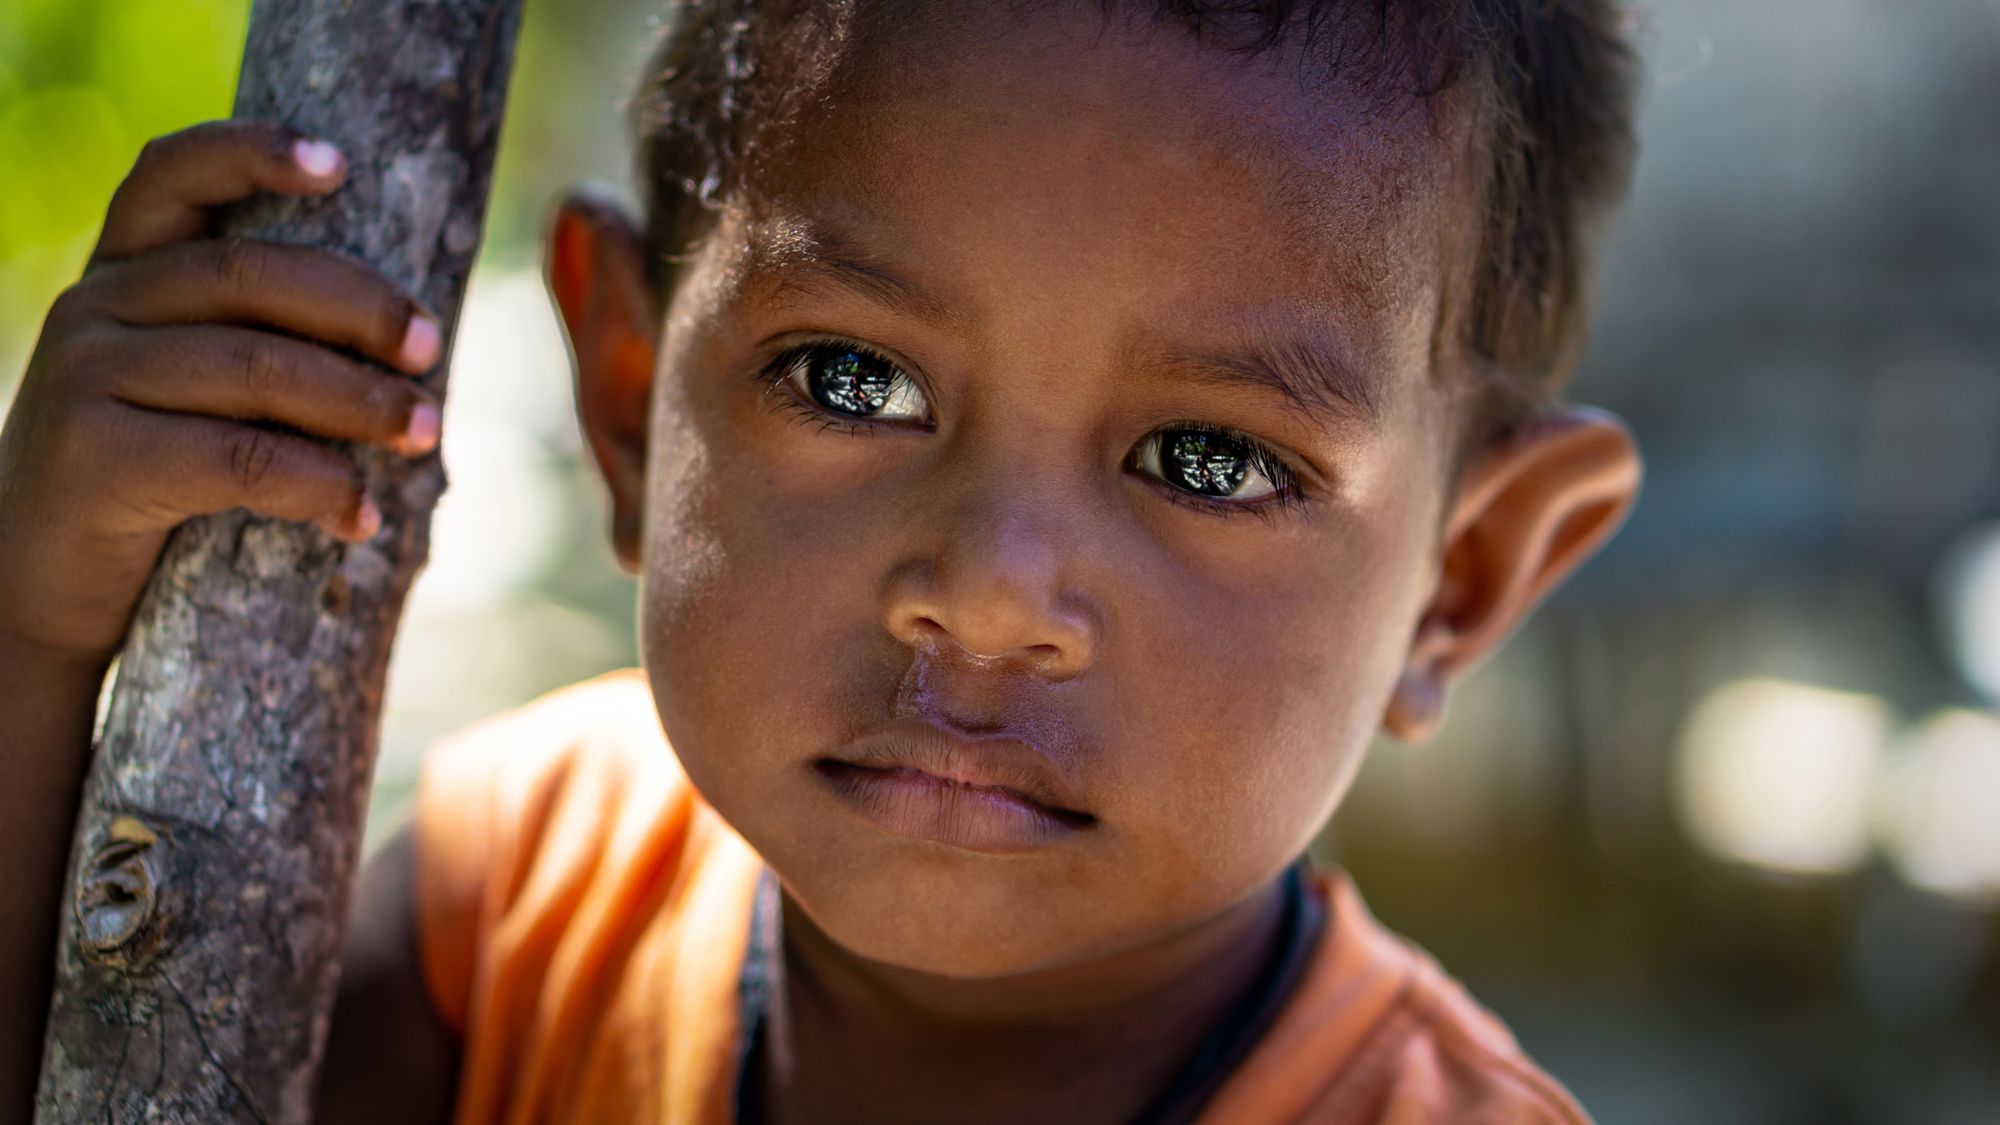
[
  {"left": 0, "top": 0, "right": 649, "bottom": 367},
  {"left": 0, "top": 0, "right": 246, "bottom": 350},
  {"left": 0, "top": 0, "right": 660, "bottom": 840}
]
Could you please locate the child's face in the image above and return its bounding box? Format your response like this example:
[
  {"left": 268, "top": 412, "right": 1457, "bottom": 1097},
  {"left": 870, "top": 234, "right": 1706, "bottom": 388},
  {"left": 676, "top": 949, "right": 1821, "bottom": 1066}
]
[{"left": 553, "top": 6, "right": 1636, "bottom": 978}]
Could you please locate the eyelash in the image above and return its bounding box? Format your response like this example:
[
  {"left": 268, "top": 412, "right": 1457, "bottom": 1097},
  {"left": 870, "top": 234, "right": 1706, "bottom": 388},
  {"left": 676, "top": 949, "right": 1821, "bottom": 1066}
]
[
  {"left": 1132, "top": 422, "right": 1306, "bottom": 523},
  {"left": 754, "top": 339, "right": 1308, "bottom": 520},
  {"left": 756, "top": 340, "right": 928, "bottom": 435}
]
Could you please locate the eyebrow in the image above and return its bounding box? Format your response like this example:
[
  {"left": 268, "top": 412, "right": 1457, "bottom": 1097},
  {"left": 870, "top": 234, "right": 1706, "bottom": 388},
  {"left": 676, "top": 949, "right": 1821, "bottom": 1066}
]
[
  {"left": 1165, "top": 333, "right": 1381, "bottom": 429},
  {"left": 752, "top": 221, "right": 959, "bottom": 327}
]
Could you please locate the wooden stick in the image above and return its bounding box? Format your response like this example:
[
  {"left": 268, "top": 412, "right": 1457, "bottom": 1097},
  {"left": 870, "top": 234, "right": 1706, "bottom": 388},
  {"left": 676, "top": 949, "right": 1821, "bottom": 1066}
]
[{"left": 35, "top": 1, "right": 522, "bottom": 1119}]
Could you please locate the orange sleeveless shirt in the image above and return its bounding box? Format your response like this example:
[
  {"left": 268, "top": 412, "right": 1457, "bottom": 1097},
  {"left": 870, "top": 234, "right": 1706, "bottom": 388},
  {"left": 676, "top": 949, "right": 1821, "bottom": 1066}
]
[{"left": 412, "top": 669, "right": 1592, "bottom": 1124}]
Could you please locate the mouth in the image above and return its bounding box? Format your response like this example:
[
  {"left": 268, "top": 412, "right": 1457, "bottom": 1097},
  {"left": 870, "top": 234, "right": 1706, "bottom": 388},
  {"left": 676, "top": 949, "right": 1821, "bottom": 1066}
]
[{"left": 814, "top": 718, "right": 1096, "bottom": 855}]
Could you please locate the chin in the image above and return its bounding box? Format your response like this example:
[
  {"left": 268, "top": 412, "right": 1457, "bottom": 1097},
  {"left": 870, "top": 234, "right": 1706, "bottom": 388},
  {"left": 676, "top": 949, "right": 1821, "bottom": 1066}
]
[
  {"left": 671, "top": 743, "right": 1117, "bottom": 977},
  {"left": 733, "top": 796, "right": 1134, "bottom": 978},
  {"left": 781, "top": 857, "right": 1110, "bottom": 979}
]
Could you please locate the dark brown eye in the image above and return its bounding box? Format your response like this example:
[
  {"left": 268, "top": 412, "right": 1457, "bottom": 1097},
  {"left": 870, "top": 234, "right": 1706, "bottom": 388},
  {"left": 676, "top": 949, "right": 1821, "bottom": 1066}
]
[
  {"left": 780, "top": 344, "right": 927, "bottom": 420},
  {"left": 1133, "top": 425, "right": 1287, "bottom": 503},
  {"left": 1164, "top": 430, "right": 1252, "bottom": 496}
]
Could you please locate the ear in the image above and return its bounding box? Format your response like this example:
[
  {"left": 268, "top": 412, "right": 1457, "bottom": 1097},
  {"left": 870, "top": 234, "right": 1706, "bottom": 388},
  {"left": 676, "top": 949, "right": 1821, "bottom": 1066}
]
[
  {"left": 544, "top": 186, "right": 659, "bottom": 574},
  {"left": 1382, "top": 406, "right": 1642, "bottom": 743}
]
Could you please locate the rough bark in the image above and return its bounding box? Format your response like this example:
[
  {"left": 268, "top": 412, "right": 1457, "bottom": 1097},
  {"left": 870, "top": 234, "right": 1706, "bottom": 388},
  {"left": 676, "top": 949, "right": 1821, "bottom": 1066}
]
[{"left": 34, "top": 1, "right": 522, "bottom": 1121}]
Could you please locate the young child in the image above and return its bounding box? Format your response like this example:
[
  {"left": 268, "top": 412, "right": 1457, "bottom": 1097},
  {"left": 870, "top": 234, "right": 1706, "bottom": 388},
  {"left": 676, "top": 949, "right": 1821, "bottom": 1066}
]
[{"left": 0, "top": 1, "right": 1644, "bottom": 1121}]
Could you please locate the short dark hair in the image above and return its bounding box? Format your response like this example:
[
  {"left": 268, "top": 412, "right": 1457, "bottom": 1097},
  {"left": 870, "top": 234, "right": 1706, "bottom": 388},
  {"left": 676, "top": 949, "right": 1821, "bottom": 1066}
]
[{"left": 627, "top": 0, "right": 1640, "bottom": 456}]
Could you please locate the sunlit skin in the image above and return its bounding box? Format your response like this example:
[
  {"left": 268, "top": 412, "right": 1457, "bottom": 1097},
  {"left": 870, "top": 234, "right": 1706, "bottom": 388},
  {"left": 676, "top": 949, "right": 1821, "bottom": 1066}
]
[{"left": 549, "top": 6, "right": 1640, "bottom": 1122}]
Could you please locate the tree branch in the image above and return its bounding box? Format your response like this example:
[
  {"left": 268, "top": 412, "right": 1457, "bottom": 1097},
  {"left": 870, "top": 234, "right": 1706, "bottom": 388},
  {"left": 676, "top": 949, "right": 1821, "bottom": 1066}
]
[{"left": 34, "top": 1, "right": 523, "bottom": 1120}]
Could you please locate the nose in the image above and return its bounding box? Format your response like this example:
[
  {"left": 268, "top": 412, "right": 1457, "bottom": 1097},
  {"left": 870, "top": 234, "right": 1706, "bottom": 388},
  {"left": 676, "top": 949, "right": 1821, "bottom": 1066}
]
[{"left": 882, "top": 486, "right": 1103, "bottom": 681}]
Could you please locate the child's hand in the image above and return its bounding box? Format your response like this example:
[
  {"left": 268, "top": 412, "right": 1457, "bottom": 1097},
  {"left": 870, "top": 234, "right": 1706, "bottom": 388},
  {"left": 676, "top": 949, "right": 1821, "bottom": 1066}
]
[{"left": 0, "top": 119, "right": 445, "bottom": 667}]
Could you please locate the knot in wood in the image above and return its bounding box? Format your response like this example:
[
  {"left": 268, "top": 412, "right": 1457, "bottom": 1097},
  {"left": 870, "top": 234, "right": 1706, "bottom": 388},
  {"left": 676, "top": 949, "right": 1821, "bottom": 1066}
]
[{"left": 76, "top": 816, "right": 164, "bottom": 967}]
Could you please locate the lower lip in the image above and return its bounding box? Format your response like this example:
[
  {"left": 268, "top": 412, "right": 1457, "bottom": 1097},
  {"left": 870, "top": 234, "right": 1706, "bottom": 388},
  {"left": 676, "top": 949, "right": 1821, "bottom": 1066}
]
[{"left": 814, "top": 761, "right": 1087, "bottom": 854}]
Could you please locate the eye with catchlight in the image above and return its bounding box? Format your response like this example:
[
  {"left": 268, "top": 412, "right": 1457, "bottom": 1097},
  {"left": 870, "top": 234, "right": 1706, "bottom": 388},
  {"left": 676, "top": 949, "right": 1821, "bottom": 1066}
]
[{"left": 766, "top": 340, "right": 1304, "bottom": 514}]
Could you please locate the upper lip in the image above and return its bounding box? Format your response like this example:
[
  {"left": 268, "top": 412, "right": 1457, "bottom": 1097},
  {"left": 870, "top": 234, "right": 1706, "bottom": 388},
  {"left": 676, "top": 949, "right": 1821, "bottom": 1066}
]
[{"left": 823, "top": 716, "right": 1095, "bottom": 823}]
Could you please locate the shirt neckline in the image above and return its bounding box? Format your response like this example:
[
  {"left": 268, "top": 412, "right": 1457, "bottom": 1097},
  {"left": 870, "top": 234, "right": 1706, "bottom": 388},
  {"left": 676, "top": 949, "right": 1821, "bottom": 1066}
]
[{"left": 728, "top": 860, "right": 1325, "bottom": 1125}]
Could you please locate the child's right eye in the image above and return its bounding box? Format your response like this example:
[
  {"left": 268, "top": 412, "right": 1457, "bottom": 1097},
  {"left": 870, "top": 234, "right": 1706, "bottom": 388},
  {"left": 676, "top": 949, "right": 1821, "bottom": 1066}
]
[{"left": 768, "top": 341, "right": 930, "bottom": 425}]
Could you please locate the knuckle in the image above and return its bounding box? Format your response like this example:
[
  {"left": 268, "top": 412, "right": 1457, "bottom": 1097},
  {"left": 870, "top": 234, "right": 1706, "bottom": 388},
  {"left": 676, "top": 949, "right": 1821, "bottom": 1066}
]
[
  {"left": 131, "top": 135, "right": 171, "bottom": 178},
  {"left": 236, "top": 335, "right": 283, "bottom": 397},
  {"left": 50, "top": 329, "right": 113, "bottom": 393},
  {"left": 43, "top": 285, "right": 95, "bottom": 336},
  {"left": 212, "top": 238, "right": 266, "bottom": 297},
  {"left": 224, "top": 428, "right": 286, "bottom": 494},
  {"left": 32, "top": 316, "right": 114, "bottom": 395}
]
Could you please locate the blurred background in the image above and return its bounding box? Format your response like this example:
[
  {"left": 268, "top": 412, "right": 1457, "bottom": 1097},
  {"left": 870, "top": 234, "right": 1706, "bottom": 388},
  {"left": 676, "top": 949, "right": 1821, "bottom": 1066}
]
[{"left": 3, "top": 1, "right": 1996, "bottom": 1121}]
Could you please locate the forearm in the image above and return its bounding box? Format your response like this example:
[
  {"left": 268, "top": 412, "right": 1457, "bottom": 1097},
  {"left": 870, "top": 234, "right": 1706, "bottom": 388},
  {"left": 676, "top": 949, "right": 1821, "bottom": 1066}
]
[{"left": 0, "top": 634, "right": 110, "bottom": 1117}]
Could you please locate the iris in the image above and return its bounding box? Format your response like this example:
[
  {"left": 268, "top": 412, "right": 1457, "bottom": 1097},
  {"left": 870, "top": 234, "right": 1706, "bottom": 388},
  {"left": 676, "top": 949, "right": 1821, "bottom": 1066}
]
[
  {"left": 1163, "top": 430, "right": 1251, "bottom": 497},
  {"left": 808, "top": 348, "right": 898, "bottom": 416}
]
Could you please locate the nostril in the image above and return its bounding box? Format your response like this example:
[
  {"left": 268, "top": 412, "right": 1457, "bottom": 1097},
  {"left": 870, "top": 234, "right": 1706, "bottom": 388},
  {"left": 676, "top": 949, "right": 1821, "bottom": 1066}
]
[
  {"left": 906, "top": 616, "right": 947, "bottom": 649},
  {"left": 882, "top": 565, "right": 1097, "bottom": 677},
  {"left": 899, "top": 613, "right": 1066, "bottom": 673}
]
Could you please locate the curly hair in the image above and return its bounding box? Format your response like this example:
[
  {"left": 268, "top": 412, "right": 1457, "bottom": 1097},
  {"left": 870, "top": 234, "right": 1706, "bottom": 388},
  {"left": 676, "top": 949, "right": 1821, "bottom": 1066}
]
[{"left": 626, "top": 0, "right": 1640, "bottom": 454}]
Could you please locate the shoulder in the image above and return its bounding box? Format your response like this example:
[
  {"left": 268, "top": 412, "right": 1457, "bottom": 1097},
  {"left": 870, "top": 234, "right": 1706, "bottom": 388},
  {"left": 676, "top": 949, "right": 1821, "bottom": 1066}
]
[
  {"left": 313, "top": 674, "right": 671, "bottom": 1125},
  {"left": 409, "top": 667, "right": 714, "bottom": 1033},
  {"left": 1203, "top": 868, "right": 1590, "bottom": 1125},
  {"left": 407, "top": 668, "right": 762, "bottom": 1121},
  {"left": 417, "top": 665, "right": 666, "bottom": 836},
  {"left": 1360, "top": 932, "right": 1590, "bottom": 1125}
]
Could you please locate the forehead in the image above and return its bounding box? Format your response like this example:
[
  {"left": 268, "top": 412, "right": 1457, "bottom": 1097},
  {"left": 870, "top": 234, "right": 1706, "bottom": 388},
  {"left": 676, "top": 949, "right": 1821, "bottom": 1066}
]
[{"left": 725, "top": 3, "right": 1478, "bottom": 418}]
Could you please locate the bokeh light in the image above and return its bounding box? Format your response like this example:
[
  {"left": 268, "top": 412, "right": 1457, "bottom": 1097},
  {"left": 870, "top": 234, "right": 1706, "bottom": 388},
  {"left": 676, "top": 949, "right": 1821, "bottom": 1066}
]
[
  {"left": 1936, "top": 521, "right": 2000, "bottom": 704},
  {"left": 1876, "top": 709, "right": 2000, "bottom": 905},
  {"left": 1674, "top": 678, "right": 1891, "bottom": 878}
]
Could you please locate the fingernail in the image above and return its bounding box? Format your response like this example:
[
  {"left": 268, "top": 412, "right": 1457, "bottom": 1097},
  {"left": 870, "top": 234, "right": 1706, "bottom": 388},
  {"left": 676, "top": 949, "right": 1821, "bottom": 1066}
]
[
  {"left": 399, "top": 315, "right": 441, "bottom": 371},
  {"left": 402, "top": 403, "right": 440, "bottom": 455},
  {"left": 351, "top": 496, "right": 382, "bottom": 539},
  {"left": 292, "top": 137, "right": 344, "bottom": 178}
]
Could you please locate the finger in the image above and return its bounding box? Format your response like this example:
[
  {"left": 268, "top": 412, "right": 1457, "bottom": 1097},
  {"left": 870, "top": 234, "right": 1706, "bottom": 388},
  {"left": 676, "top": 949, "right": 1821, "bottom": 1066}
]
[
  {"left": 104, "top": 325, "right": 440, "bottom": 459},
  {"left": 106, "top": 403, "right": 381, "bottom": 542},
  {"left": 92, "top": 120, "right": 347, "bottom": 265},
  {"left": 84, "top": 239, "right": 443, "bottom": 375}
]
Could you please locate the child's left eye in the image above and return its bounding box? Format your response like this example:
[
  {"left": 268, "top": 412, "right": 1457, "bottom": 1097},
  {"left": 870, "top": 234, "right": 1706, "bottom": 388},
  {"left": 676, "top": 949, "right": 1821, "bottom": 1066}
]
[
  {"left": 773, "top": 342, "right": 929, "bottom": 423},
  {"left": 1130, "top": 424, "right": 1297, "bottom": 508}
]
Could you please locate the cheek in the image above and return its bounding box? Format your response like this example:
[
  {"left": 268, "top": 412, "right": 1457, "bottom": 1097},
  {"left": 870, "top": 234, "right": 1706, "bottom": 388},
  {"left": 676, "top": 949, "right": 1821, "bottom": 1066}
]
[
  {"left": 639, "top": 363, "right": 897, "bottom": 835},
  {"left": 1114, "top": 535, "right": 1411, "bottom": 906}
]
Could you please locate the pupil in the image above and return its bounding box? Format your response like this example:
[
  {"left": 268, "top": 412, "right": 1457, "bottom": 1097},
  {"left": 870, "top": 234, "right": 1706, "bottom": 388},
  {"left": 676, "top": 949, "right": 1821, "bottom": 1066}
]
[
  {"left": 1164, "top": 431, "right": 1249, "bottom": 496},
  {"left": 809, "top": 349, "right": 896, "bottom": 415}
]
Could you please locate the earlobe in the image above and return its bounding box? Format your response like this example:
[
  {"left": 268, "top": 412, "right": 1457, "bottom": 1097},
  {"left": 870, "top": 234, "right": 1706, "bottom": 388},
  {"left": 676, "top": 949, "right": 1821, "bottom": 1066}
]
[
  {"left": 544, "top": 187, "right": 660, "bottom": 574},
  {"left": 1385, "top": 406, "right": 1642, "bottom": 743},
  {"left": 1382, "top": 665, "right": 1446, "bottom": 744}
]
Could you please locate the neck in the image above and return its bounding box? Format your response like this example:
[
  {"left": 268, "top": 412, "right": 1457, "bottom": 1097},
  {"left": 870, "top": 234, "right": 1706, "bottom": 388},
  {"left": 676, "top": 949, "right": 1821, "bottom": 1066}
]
[{"left": 755, "top": 869, "right": 1295, "bottom": 1125}]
